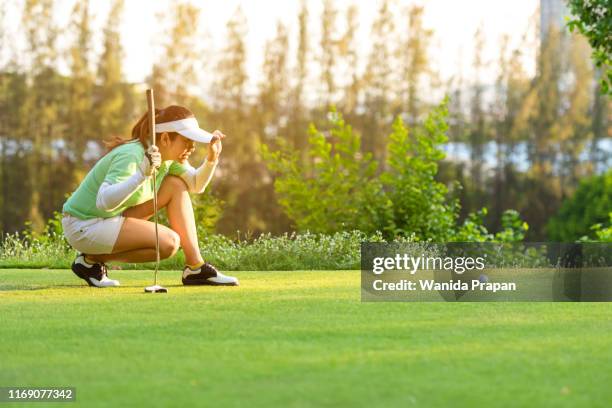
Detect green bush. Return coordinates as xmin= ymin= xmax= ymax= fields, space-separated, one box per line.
xmin=547 ymin=170 xmax=611 ymax=241
xmin=452 ymin=208 xmax=528 ymax=243
xmin=262 ymin=109 xmax=388 ymax=234
xmin=263 ymin=99 xmax=528 ymax=242
xmin=0 ymin=229 xmax=408 ymax=271
xmin=579 ymin=213 xmax=612 ymax=242
xmin=382 ymin=101 xmax=458 ymax=240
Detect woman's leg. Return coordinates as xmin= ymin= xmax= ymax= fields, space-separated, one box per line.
xmin=88 ymin=175 xmax=203 ymax=265
xmin=89 ymin=217 xmax=180 ymax=263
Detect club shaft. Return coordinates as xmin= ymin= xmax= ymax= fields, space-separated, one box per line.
xmin=146 ymin=89 xmax=160 ymax=285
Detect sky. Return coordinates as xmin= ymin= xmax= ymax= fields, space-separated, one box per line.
xmin=2 ymin=0 xmax=540 ymax=93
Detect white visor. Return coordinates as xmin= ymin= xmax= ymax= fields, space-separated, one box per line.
xmin=155 ymin=118 xmax=213 ymax=143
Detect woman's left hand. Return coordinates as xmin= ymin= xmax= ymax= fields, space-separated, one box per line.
xmin=207 ymin=130 xmax=225 ymax=162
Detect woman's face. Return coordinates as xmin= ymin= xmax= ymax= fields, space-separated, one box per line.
xmin=161 ymin=132 xmax=195 ymax=163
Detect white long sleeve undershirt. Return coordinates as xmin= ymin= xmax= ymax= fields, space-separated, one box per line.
xmin=177 ymin=159 xmax=218 ymax=194
xmin=95 ymin=159 xmax=218 ymax=212
xmin=96 ymin=171 xmax=147 ymax=212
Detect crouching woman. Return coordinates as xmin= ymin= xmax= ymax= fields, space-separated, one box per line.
xmin=61 ymin=105 xmax=238 ymax=287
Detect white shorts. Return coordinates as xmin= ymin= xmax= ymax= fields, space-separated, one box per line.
xmin=62 ymin=214 xmax=125 ymax=255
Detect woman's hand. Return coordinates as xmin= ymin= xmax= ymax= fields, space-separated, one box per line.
xmin=140 ymin=145 xmax=161 ymax=177
xmin=207 ymin=130 xmax=225 ymax=162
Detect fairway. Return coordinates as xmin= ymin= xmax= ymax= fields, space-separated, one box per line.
xmin=1 ymin=269 xmax=611 ymax=407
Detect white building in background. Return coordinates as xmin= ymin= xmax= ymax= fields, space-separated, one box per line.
xmin=540 ymin=0 xmax=570 ymax=40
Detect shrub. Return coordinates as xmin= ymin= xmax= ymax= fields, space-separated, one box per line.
xmin=0 ymin=229 xmax=408 ymax=271
xmin=579 ymin=213 xmax=612 ymax=242
xmin=547 ymin=169 xmax=611 ymax=241
xmin=262 ymin=109 xmax=389 ymax=234
xmin=263 ymin=99 xmax=528 ymax=242
xmin=382 ymin=100 xmax=458 ymax=240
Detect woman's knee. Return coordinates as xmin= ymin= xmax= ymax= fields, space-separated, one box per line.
xmin=159 ymin=230 xmax=181 ymax=259
xmin=156 ymin=176 xmax=189 ymax=207
xmin=162 ymin=175 xmax=188 ymax=192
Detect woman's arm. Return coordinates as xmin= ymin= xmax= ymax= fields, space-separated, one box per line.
xmin=96 ymin=174 xmax=147 ymax=212
xmin=96 ymin=146 xmax=161 ymax=212
xmin=177 ymin=159 xmax=218 ymax=194
xmin=176 ymin=130 xmax=224 ymax=194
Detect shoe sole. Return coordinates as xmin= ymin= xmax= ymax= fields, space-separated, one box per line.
xmin=182 ymin=279 xmax=239 ymax=286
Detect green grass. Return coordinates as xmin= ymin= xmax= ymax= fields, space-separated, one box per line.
xmin=1 ymin=269 xmax=611 ymax=407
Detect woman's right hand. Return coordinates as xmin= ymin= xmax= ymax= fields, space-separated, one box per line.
xmin=140 ymin=145 xmax=161 ymax=177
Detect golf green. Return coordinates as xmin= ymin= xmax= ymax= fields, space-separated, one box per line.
xmin=1 ymin=269 xmax=611 ymax=407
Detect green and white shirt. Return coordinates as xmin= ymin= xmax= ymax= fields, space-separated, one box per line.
xmin=63 ymin=140 xmax=217 ymax=219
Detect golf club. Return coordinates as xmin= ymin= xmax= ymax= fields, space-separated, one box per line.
xmin=144 ymin=89 xmax=167 ymax=294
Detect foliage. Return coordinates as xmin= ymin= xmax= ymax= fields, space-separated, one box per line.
xmin=452 ymin=208 xmax=493 ymax=242
xmin=149 ymin=1 xmax=201 ymax=105
xmin=590 ymin=214 xmax=612 ymax=242
xmin=493 ymin=209 xmax=529 ymax=242
xmin=262 ymin=109 xmax=389 ymax=234
xmin=0 ymin=228 xmax=401 ymax=271
xmin=547 ymin=169 xmax=612 ymax=241
xmin=1 ymin=213 xmax=72 ymax=270
xmin=579 ymin=213 xmax=612 ymax=242
xmin=451 ymin=208 xmax=529 ymax=246
xmin=192 ymin=193 xmax=224 ymax=237
xmin=23 ymin=210 xmax=66 ymax=245
xmin=264 ymin=100 xmax=529 ymax=243
xmin=155 ymin=191 xmax=223 ymax=237
xmin=382 ymin=99 xmax=457 ymax=240
xmin=567 ymin=0 xmax=612 ymax=94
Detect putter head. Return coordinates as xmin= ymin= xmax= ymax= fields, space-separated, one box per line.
xmin=145 ymin=285 xmax=168 ymax=293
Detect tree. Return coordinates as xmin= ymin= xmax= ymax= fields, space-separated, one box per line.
xmin=258 ymin=21 xmax=289 ymax=144
xmin=557 ymin=34 xmax=594 ymax=190
xmin=149 ymin=1 xmax=202 ymax=106
xmin=213 ymin=7 xmax=271 ymax=235
xmin=567 ymin=0 xmax=611 ymax=94
xmin=396 ymin=5 xmax=433 ymax=123
xmin=362 ymin=0 xmax=395 ymax=164
xmin=287 ymin=0 xmax=310 ymax=159
xmin=0 ymin=1 xmax=30 ymax=233
xmin=337 ymin=4 xmax=360 ymax=115
xmin=214 ymin=7 xmax=248 ymax=115
xmin=254 ymin=20 xmax=292 ymax=233
xmin=488 ymin=36 xmax=532 ymax=231
xmin=95 ymin=0 xmax=129 ymax=141
xmin=21 ymin=0 xmax=64 ymax=232
xmin=529 ymin=25 xmax=564 ymax=178
xmin=520 ymin=25 xmax=601 ymax=238
xmin=589 ymin=72 xmax=611 ymax=170
xmin=319 ymin=0 xmax=338 ymax=106
xmin=467 ymin=25 xmax=489 ymax=196
xmin=66 ymin=0 xmax=94 ymax=180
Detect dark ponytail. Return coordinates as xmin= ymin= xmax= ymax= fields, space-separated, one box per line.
xmin=103 ymin=108 xmax=161 ymax=153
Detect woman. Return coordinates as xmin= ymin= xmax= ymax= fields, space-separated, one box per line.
xmin=61 ymin=105 xmax=238 ymax=288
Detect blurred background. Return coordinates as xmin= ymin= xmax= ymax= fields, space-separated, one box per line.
xmin=0 ymin=0 xmax=609 ymax=241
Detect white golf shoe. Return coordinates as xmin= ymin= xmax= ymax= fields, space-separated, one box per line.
xmin=71 ymin=254 xmax=120 ymax=288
